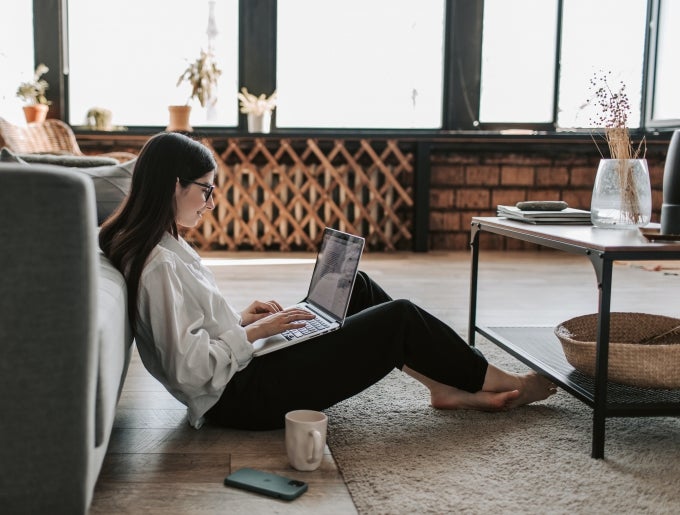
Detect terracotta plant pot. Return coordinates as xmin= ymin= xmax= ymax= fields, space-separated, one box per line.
xmin=23 ymin=104 xmax=49 ymax=124
xmin=167 ymin=105 xmax=192 ymax=132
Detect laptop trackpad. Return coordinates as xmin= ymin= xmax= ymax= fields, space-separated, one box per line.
xmin=252 ymin=334 xmax=287 ymax=354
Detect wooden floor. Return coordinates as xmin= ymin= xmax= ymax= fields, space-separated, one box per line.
xmin=89 ymin=250 xmax=680 ymax=514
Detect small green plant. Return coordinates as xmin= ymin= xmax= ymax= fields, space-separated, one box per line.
xmin=16 ymin=63 xmax=51 ymax=105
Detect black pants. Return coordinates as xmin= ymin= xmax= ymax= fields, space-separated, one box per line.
xmin=205 ymin=271 xmax=488 ymax=430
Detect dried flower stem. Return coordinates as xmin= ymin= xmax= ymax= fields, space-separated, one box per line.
xmin=605 ymin=128 xmax=647 ymax=224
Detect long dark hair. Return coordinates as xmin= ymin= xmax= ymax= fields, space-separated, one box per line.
xmin=99 ymin=132 xmax=216 ymax=331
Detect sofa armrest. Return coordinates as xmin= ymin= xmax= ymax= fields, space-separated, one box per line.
xmin=0 ymin=163 xmax=99 ymax=513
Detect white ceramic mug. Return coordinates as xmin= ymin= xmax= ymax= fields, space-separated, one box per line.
xmin=285 ymin=410 xmax=328 ymax=471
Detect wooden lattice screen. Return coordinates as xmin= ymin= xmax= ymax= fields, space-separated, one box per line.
xmin=182 ymin=138 xmax=414 ymax=251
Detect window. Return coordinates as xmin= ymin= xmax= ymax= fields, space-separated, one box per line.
xmin=480 ymin=0 xmax=648 ymax=129
xmin=557 ymin=0 xmax=647 ymax=129
xmin=25 ymin=0 xmax=680 ymax=132
xmin=67 ymin=0 xmax=239 ymax=128
xmin=276 ymin=0 xmax=445 ymax=129
xmin=650 ymin=0 xmax=680 ymax=123
xmin=0 ymin=1 xmax=35 ymax=125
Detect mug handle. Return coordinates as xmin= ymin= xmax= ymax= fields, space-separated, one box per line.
xmin=307 ymin=429 xmax=323 ymax=464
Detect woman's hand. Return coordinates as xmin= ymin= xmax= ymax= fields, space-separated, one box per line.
xmin=240 ymin=300 xmax=283 ymax=327
xmin=244 ymin=308 xmax=316 ymax=342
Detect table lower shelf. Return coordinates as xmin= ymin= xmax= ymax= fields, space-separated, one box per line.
xmin=477 ymin=326 xmax=680 ymax=416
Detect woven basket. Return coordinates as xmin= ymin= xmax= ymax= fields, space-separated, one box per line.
xmin=554 ymin=312 xmax=680 ymax=389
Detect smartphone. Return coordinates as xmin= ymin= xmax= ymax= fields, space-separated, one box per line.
xmin=224 ymin=468 xmax=308 ymax=501
xmin=516 ymin=200 xmax=568 ymax=211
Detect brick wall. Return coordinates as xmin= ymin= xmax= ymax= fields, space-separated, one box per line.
xmin=429 ymin=150 xmax=667 ymax=251
xmin=77 ymin=133 xmax=673 ymax=252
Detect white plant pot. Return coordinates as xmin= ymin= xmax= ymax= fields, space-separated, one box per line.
xmin=247 ymin=111 xmax=271 ymax=133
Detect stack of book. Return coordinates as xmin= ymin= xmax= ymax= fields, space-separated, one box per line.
xmin=497 ymin=205 xmax=592 ymax=224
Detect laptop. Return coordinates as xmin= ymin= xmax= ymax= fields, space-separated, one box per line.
xmin=251 ymin=227 xmax=365 ymax=356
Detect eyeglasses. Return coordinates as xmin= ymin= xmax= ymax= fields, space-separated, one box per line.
xmin=185 ymin=180 xmax=215 ymax=202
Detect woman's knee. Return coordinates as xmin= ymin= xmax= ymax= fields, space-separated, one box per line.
xmin=348 ymin=271 xmax=392 ymax=313
xmin=390 ymin=298 xmax=418 ymax=317
xmin=366 ymin=299 xmax=417 ymax=347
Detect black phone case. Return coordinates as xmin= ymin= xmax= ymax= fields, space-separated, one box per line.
xmin=224 ymin=468 xmax=308 ymax=501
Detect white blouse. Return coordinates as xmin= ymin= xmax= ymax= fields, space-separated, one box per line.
xmin=134 ymin=232 xmax=253 ymax=428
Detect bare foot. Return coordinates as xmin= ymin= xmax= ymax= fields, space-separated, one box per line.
xmin=504 ymin=372 xmax=557 ymax=409
xmin=403 ymin=365 xmax=556 ymax=413
xmin=430 ymin=386 xmax=521 ymax=411
xmin=430 ymin=373 xmax=556 ymax=411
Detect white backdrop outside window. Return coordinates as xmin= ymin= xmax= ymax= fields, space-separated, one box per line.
xmin=276 ymin=0 xmax=445 ymax=129
xmin=67 ymin=0 xmax=239 ymax=128
xmin=557 ymin=0 xmax=647 ymax=129
xmin=652 ymin=0 xmax=680 ymax=121
xmin=480 ymin=0 xmax=558 ymax=124
xmin=0 ymin=1 xmax=36 ymax=125
xmin=481 ymin=0 xmax=647 ymax=130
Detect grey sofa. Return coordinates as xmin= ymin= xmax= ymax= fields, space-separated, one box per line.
xmin=0 ymin=163 xmax=134 ymax=514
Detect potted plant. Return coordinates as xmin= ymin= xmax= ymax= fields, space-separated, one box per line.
xmin=238 ymin=87 xmax=277 ymax=133
xmin=16 ymin=63 xmax=51 ymax=123
xmin=86 ymin=107 xmax=113 ymax=131
xmin=167 ymin=49 xmax=222 ymax=132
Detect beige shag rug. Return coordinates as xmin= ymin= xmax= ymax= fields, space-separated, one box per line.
xmin=325 ymin=339 xmax=680 ymax=515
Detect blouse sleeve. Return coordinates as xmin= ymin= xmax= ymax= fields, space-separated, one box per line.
xmin=139 ymin=259 xmax=253 ymax=400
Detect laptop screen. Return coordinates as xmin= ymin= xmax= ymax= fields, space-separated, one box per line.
xmin=305 ymin=228 xmax=365 ymax=320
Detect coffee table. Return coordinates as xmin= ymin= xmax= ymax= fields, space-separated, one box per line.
xmin=468 ymin=217 xmax=680 ymax=458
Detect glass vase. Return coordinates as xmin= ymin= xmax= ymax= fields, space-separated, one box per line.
xmin=590 ymin=159 xmax=652 ymax=229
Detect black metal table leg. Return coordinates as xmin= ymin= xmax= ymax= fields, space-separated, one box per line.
xmin=589 ymin=253 xmax=613 ymax=459
xmin=468 ymin=223 xmax=481 ymax=347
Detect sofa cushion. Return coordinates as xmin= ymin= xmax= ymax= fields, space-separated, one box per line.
xmin=72 ymin=160 xmax=136 ymax=224
xmin=95 ymin=252 xmax=133 ymax=447
xmin=19 ymin=153 xmax=120 ymax=167
xmin=1 ymin=147 xmax=135 ymax=224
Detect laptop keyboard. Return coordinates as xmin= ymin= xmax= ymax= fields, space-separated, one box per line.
xmin=281 ymin=315 xmax=331 ymax=341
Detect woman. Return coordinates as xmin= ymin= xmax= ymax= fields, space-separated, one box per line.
xmin=100 ymin=132 xmax=556 ymax=430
